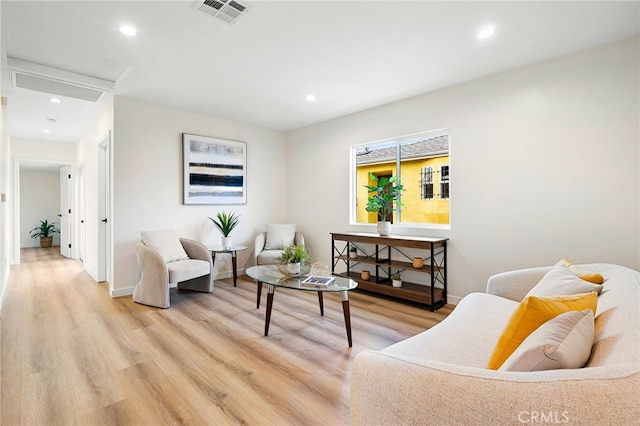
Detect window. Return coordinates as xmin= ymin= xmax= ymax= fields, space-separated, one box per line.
xmin=352 ymin=129 xmax=450 ymax=227
xmin=440 ymin=165 xmax=450 ymax=199
xmin=420 ymin=166 xmax=434 ymax=200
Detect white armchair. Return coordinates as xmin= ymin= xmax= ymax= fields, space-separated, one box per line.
xmin=133 ymin=230 xmax=213 ymax=308
xmin=253 ymin=224 xmax=304 ymax=308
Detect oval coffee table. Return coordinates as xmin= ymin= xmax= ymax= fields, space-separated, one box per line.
xmin=246 ymin=265 xmax=358 ymax=347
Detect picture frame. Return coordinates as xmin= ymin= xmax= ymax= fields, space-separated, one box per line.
xmin=183 ymin=133 xmax=247 ymax=205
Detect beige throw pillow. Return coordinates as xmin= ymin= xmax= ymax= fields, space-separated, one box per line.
xmin=526 ymin=263 xmax=603 ymax=298
xmin=141 ymin=230 xmax=189 ymax=263
xmin=499 ymin=309 xmax=594 ymax=372
xmin=264 ymin=223 xmax=296 ymax=249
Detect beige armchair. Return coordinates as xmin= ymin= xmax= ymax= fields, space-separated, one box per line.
xmin=133 ymin=231 xmax=214 ymax=308
xmin=253 ymin=224 xmax=304 ymax=308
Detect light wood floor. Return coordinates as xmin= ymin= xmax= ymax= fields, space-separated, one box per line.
xmin=2 ymin=248 xmax=453 ymax=425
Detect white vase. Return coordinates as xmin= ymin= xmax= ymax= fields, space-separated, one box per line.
xmin=221 ymin=236 xmax=232 ymax=249
xmin=377 ymin=221 xmax=391 ymax=236
xmin=392 ymin=279 xmax=402 ymax=288
xmin=286 ymin=262 xmax=301 ymax=275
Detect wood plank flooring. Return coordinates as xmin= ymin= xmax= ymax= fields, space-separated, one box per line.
xmin=2 ymin=248 xmax=453 ymax=425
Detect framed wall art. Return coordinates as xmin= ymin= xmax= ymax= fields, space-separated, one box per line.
xmin=183 ymin=133 xmax=247 ymax=205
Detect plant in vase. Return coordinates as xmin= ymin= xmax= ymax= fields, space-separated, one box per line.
xmin=391 ymin=271 xmax=402 ymax=288
xmin=364 ymin=172 xmax=405 ymax=236
xmin=30 ymin=219 xmax=60 ymax=248
xmin=208 ymin=211 xmax=240 ymax=249
xmin=278 ymin=244 xmax=310 ymax=275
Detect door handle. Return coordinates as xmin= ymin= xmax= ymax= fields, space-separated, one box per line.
xmin=101 ymin=218 xmax=108 ymax=223
xmin=57 ymin=214 xmax=62 ymax=217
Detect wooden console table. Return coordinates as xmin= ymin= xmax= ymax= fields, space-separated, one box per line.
xmin=331 ymin=232 xmax=447 ymax=311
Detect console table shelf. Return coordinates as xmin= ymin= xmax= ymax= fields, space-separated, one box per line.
xmin=331 ymin=232 xmax=448 ymax=311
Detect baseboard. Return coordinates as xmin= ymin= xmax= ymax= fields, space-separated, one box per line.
xmin=110 ymin=286 xmax=135 ymax=298
xmin=85 ymin=266 xmax=98 ymax=282
xmin=448 ymin=294 xmax=461 ymax=305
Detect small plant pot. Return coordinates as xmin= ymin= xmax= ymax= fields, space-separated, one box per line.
xmin=221 ymin=236 xmax=232 ymax=249
xmin=377 ymin=221 xmax=391 ymax=236
xmin=392 ymin=279 xmax=402 ymax=288
xmin=361 ymin=270 xmax=370 ymax=280
xmin=349 ymin=249 xmax=357 ymax=259
xmin=286 ymin=262 xmax=301 ymax=275
xmin=40 ymin=237 xmax=53 ymax=248
xmin=412 ymin=257 xmax=424 ymax=268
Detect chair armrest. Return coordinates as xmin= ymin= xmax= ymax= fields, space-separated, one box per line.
xmin=486 ymin=266 xmax=551 ymax=301
xmin=294 ymin=232 xmax=304 ymax=246
xmin=254 ymin=233 xmax=266 ymax=265
xmin=180 ymin=238 xmax=212 ymax=266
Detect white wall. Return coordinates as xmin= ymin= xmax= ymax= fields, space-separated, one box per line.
xmin=12 ymin=138 xmax=76 ymax=163
xmin=287 ymin=37 xmax=640 ymax=303
xmin=76 ymin=94 xmax=113 ymax=282
xmin=112 ymin=97 xmax=287 ymax=293
xmin=19 ymin=170 xmax=60 ymax=248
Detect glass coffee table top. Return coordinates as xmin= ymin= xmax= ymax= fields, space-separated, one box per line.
xmin=245 ymin=265 xmax=357 ymax=292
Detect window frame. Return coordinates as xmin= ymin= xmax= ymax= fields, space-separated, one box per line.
xmin=349 ymin=128 xmax=451 ymax=230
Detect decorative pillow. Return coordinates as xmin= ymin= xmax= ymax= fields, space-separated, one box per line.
xmin=486 ymin=291 xmax=598 ymax=370
xmin=560 ymin=258 xmax=604 ymax=284
xmin=141 ymin=230 xmax=189 ymax=263
xmin=264 ymin=224 xmax=296 ymax=250
xmin=526 ymin=263 xmax=603 ymax=298
xmin=499 ymin=309 xmax=594 ymax=371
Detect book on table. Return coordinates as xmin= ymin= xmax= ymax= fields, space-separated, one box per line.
xmin=302 ymin=276 xmax=335 ymax=285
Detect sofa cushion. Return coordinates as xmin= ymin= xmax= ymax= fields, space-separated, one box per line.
xmin=167 ymin=259 xmax=210 ymax=283
xmin=381 ymin=292 xmax=518 ymax=368
xmin=526 ymin=263 xmax=603 ymax=298
xmin=487 ymin=291 xmax=598 ymax=370
xmin=499 ymin=309 xmax=594 ymax=371
xmin=141 ymin=230 xmax=189 ymax=263
xmin=265 ymin=223 xmax=296 ymax=249
xmin=561 ymin=258 xmax=604 ymax=284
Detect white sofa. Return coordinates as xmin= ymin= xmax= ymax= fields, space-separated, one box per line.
xmin=351 ymin=263 xmax=639 ymax=425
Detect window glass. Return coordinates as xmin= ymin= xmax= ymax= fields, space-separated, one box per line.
xmin=352 ymin=130 xmax=450 ymax=227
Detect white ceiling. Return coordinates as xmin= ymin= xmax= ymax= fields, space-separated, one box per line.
xmin=2 ymin=1 xmax=639 ymax=143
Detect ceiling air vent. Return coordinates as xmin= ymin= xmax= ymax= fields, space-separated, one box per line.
xmin=7 ymin=57 xmax=114 ymax=103
xmin=195 ymin=0 xmax=251 ymax=25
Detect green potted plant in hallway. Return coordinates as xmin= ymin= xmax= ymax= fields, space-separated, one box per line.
xmin=208 ymin=211 xmax=241 ymax=249
xmin=30 ymin=219 xmax=60 ymax=248
xmin=364 ymin=172 xmax=405 ymax=236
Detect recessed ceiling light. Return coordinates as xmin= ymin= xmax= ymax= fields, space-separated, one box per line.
xmin=306 ymin=94 xmax=316 ymax=102
xmin=478 ymin=26 xmax=496 ymax=40
xmin=119 ymin=25 xmax=137 ymax=36
xmin=47 ymin=118 xmax=56 ymax=123
xmin=43 ymin=130 xmax=51 ymax=134
xmin=50 ymin=97 xmax=62 ymax=104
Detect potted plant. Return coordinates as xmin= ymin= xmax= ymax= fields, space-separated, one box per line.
xmin=391 ymin=271 xmax=402 ymax=288
xmin=208 ymin=211 xmax=240 ymax=249
xmin=278 ymin=244 xmax=310 ymax=275
xmin=349 ymin=246 xmax=358 ymax=259
xmin=30 ymin=219 xmax=60 ymax=248
xmin=364 ymin=172 xmax=405 ymax=236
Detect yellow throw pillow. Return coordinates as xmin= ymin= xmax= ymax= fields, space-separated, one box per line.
xmin=486 ymin=291 xmax=598 ymax=370
xmin=561 ymin=258 xmax=604 ymax=284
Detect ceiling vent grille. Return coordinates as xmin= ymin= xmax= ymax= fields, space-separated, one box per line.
xmin=11 ymin=71 xmax=106 ymax=102
xmin=195 ymin=0 xmax=251 ymax=24
xmin=7 ymin=57 xmax=114 ymax=103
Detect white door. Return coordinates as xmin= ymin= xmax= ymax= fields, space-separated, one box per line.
xmin=97 ymin=134 xmax=111 ymax=283
xmin=78 ymin=167 xmax=85 ymax=262
xmin=59 ymin=166 xmax=71 ymax=258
